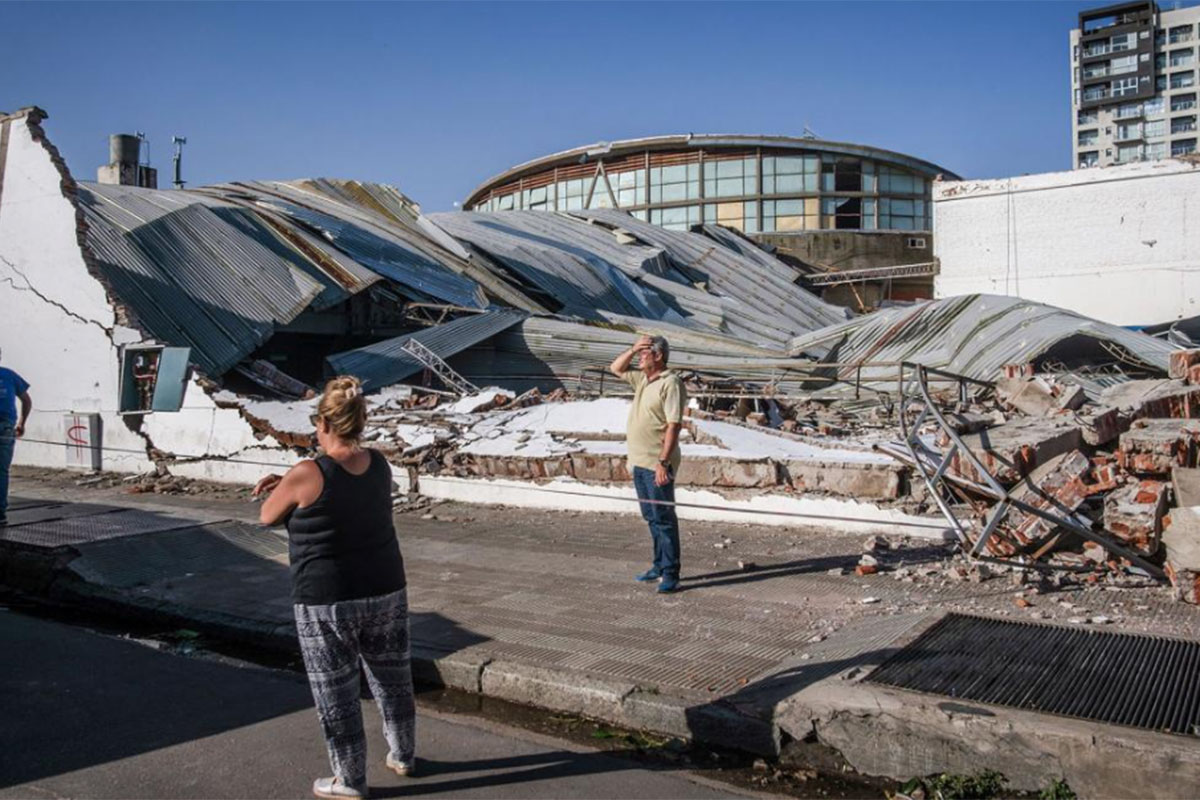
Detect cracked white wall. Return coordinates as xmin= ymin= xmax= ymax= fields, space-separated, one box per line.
xmin=934 ymin=159 xmax=1200 ymax=327
xmin=0 ymin=113 xmax=295 ymax=484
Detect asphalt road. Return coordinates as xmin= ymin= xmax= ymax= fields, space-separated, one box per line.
xmin=0 ymin=610 xmax=744 ymax=799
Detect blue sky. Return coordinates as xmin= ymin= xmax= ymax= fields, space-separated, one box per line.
xmin=3 ymin=1 xmax=1135 ymax=212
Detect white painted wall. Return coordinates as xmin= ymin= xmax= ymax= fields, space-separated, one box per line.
xmin=0 ymin=113 xmax=293 ymax=484
xmin=934 ymin=159 xmax=1200 ymax=327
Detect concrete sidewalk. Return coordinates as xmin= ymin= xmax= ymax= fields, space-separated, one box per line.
xmin=6 ymin=470 xmax=1200 ymax=796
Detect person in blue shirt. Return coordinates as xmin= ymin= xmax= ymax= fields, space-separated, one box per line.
xmin=0 ymin=349 xmax=32 ymax=526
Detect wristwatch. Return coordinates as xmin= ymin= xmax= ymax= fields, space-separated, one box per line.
xmin=658 ymin=459 xmax=670 ymax=468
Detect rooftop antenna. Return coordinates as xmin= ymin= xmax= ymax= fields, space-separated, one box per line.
xmin=801 ymin=124 xmax=819 ymax=140
xmin=135 ymin=131 xmax=149 ymax=186
xmin=172 ymin=136 xmax=188 ymax=189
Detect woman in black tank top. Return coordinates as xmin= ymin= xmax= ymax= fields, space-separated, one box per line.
xmin=255 ymin=376 xmax=414 ymax=800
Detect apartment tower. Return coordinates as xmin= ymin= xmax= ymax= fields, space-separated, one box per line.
xmin=1071 ymin=1 xmax=1200 ymax=168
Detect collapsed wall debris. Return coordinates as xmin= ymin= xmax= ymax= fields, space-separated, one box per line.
xmin=8 ymin=106 xmax=1200 ymax=601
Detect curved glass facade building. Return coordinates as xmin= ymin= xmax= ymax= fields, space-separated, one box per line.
xmin=466 ymin=135 xmax=958 ymax=235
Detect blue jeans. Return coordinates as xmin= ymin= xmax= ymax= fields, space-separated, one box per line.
xmin=633 ymin=466 xmax=680 ymax=579
xmin=0 ymin=421 xmax=13 ymax=519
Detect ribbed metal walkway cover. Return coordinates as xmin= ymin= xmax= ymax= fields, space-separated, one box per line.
xmin=866 ymin=613 xmax=1200 ymax=736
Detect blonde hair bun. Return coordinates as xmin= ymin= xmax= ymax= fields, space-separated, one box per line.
xmin=318 ymin=375 xmax=367 ymax=441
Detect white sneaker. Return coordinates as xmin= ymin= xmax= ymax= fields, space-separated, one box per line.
xmin=312 ymin=776 xmax=367 ymax=799
xmin=385 ymin=752 xmax=415 ymax=777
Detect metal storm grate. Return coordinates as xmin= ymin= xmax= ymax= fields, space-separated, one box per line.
xmin=866 ymin=613 xmax=1200 ymax=736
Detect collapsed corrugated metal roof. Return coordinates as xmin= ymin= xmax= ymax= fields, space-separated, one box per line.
xmin=326 ymin=310 xmax=529 ymax=392
xmin=78 ymin=184 xmax=325 ymax=375
xmin=570 ymin=209 xmax=849 ymax=340
xmin=428 ymin=210 xmax=846 ymax=348
xmin=786 ymin=294 xmax=1175 ymax=391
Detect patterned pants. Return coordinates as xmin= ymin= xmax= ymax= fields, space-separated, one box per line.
xmin=295 ymin=588 xmax=415 ymax=787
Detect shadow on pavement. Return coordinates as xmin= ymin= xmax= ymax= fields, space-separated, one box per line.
xmin=371 ymin=749 xmax=671 ymax=797
xmin=677 ymin=546 xmax=948 ymax=593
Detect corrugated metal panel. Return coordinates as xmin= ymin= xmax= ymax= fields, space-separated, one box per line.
xmin=449 ymin=316 xmax=829 ymax=395
xmin=326 ymin=310 xmax=529 ymax=391
xmin=428 ymin=211 xmax=679 ymax=322
xmin=785 ymin=294 xmax=1175 ymax=388
xmin=244 ymin=194 xmax=486 ymax=308
xmin=566 ymin=209 xmax=849 ymax=342
xmin=218 ymin=180 xmax=542 ymax=313
xmin=78 ymin=188 xmax=325 ymax=375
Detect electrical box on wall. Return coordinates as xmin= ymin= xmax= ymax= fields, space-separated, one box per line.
xmin=118 ymin=345 xmax=192 ymax=415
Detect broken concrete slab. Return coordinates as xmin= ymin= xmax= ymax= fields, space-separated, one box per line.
xmin=950 ymin=417 xmax=1083 ymax=484
xmin=1100 ymin=379 xmax=1200 ymax=423
xmin=1169 ymin=348 xmax=1200 ymax=380
xmin=996 ymin=376 xmax=1061 ymax=417
xmin=1118 ymin=419 xmax=1200 ymax=475
xmin=1173 ymin=466 xmax=1200 ymax=507
xmin=1164 ymin=506 xmax=1200 ymax=603
xmin=1075 ymin=405 xmax=1124 ymax=446
xmin=676 ymin=457 xmax=778 ymax=488
xmin=1104 ymin=479 xmax=1169 ymax=556
xmin=996 ymin=376 xmax=1086 ymax=417
xmin=781 ymin=460 xmax=903 ymax=500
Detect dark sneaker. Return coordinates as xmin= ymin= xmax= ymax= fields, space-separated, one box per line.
xmin=657 ymin=575 xmax=680 ymax=593
xmin=312 ymin=776 xmax=367 ymax=799
xmin=635 ymin=568 xmax=661 ymax=583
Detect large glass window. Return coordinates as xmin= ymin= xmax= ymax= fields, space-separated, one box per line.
xmin=649 ymin=163 xmax=700 ymax=204
xmin=822 ymin=197 xmax=862 ymax=229
xmin=1111 ymin=54 xmax=1139 ymax=74
xmin=1145 ymin=96 xmax=1166 ymax=115
xmin=879 ymin=198 xmax=927 ymax=230
xmin=1078 ymin=151 xmax=1100 ymax=167
xmin=762 ymin=155 xmax=818 ymax=194
xmin=609 ymin=168 xmax=645 ymax=208
xmin=1172 ymin=115 xmax=1198 ymax=134
xmin=1171 ymin=49 xmax=1195 ymax=68
xmin=702 ymin=158 xmax=755 ymax=199
xmin=557 ymin=178 xmax=588 ymax=210
xmin=650 ymin=204 xmax=700 ymax=231
xmin=1079 ymin=129 xmax=1099 ymax=145
xmin=1116 ymin=144 xmax=1143 ymax=162
xmin=1172 ymin=138 xmax=1197 ymax=156
xmin=1078 ymin=109 xmax=1099 ymax=124
xmin=1173 ymin=93 xmax=1197 ymax=112
xmin=1111 ymin=32 xmax=1134 ymax=52
xmin=1170 ymin=25 xmax=1195 ymax=44
xmin=1115 ymin=102 xmax=1142 ymax=118
xmin=703 ymin=201 xmax=759 ymax=233
xmin=1116 ymin=122 xmax=1142 ymax=139
xmin=1147 ymin=141 xmax=1168 ymax=159
xmin=1112 ymin=76 xmax=1139 ymax=97
xmin=878 ymin=166 xmax=924 ymax=194
xmin=761 ymin=199 xmax=818 ymax=232
xmin=1145 ymin=118 xmax=1167 ymax=138
xmin=1171 ymin=71 xmax=1196 ymax=89
xmin=821 ymin=156 xmax=863 ymax=192
xmin=522 ymin=185 xmax=549 ymax=210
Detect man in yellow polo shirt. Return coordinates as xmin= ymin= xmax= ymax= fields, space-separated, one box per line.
xmin=608 ymin=334 xmax=687 ymax=593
